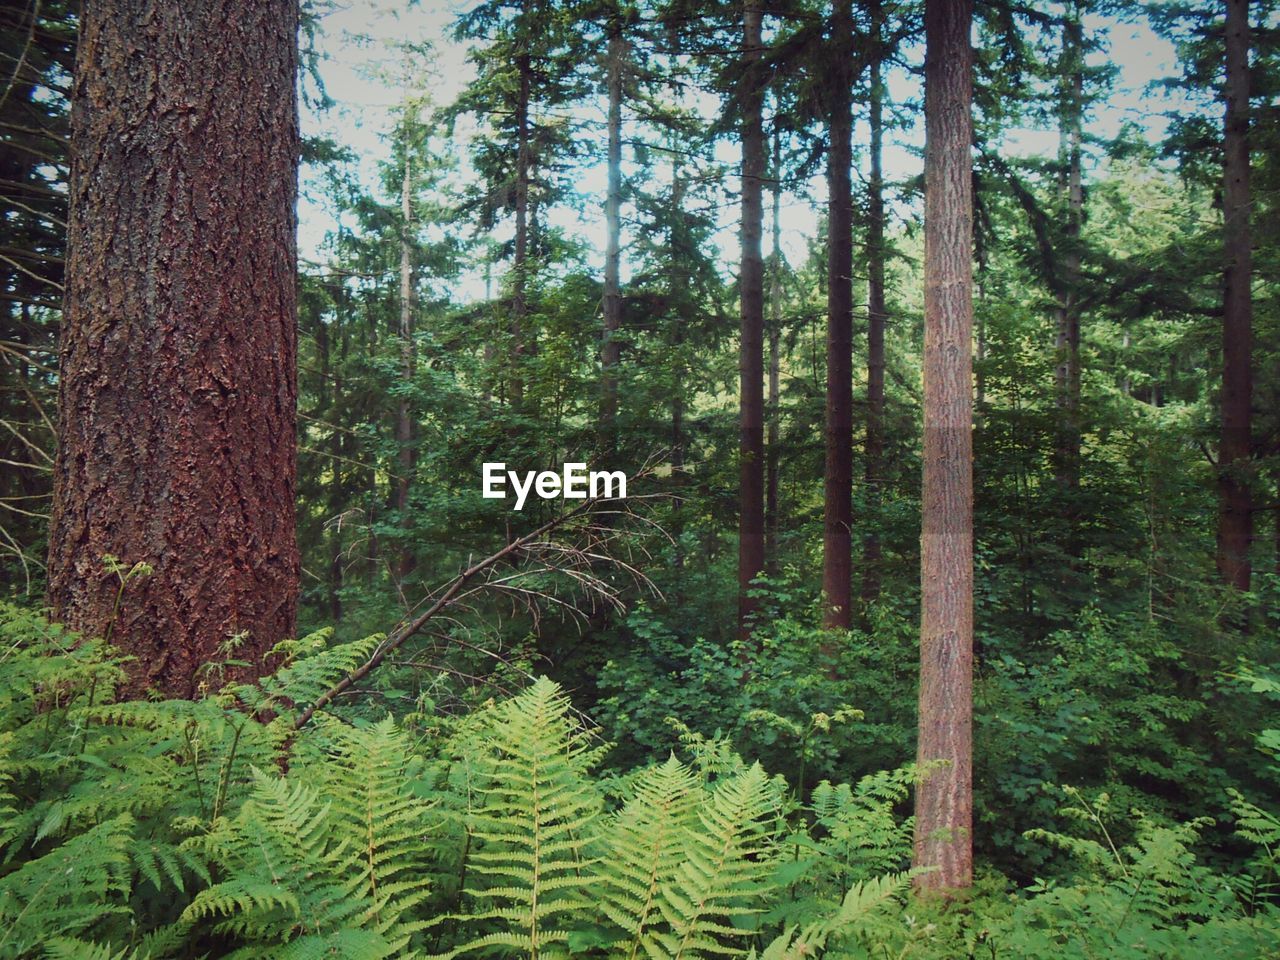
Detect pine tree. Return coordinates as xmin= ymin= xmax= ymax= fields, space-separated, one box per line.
xmin=47 ymin=0 xmax=301 ymax=697
xmin=914 ymin=0 xmax=976 ymax=893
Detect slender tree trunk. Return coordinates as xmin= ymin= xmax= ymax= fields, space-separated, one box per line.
xmin=766 ymin=124 xmax=782 ymax=568
xmin=1217 ymin=0 xmax=1252 ymax=593
xmin=601 ymin=24 xmax=624 ymax=446
xmin=511 ymin=46 xmax=532 ymax=412
xmin=1053 ymin=3 xmax=1083 ymax=517
xmin=822 ymin=0 xmax=854 ymax=630
xmin=48 ymin=0 xmax=300 ymax=698
xmin=395 ymin=118 xmax=416 ymax=576
xmin=914 ymin=0 xmax=975 ymax=893
xmin=738 ymin=0 xmax=766 ymax=643
xmin=670 ymin=164 xmax=687 ymax=571
xmin=862 ymin=0 xmax=887 ymax=614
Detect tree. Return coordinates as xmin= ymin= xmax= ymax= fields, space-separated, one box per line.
xmin=821 ymin=0 xmax=855 ymax=629
xmin=1053 ymin=1 xmax=1084 ymax=516
xmin=601 ymin=11 xmax=627 ymax=447
xmin=47 ymin=0 xmax=301 ymax=697
xmin=914 ymin=0 xmax=975 ymax=892
xmin=738 ymin=0 xmax=767 ymax=642
xmin=862 ymin=0 xmax=889 ymax=612
xmin=394 ymin=84 xmax=421 ymax=577
xmin=1217 ymin=0 xmax=1252 ymax=593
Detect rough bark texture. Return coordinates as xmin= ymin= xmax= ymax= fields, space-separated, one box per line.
xmin=1217 ymin=0 xmax=1252 ymax=593
xmin=766 ymin=124 xmax=782 ymax=569
xmin=737 ymin=0 xmax=766 ymax=642
xmin=48 ymin=0 xmax=300 ymax=698
xmin=1053 ymin=4 xmax=1083 ymax=511
xmin=601 ymin=25 xmax=624 ymax=445
xmin=821 ymin=0 xmax=854 ymax=630
xmin=395 ymin=123 xmax=416 ymax=575
xmin=862 ymin=0 xmax=887 ymax=614
xmin=914 ymin=0 xmax=975 ymax=893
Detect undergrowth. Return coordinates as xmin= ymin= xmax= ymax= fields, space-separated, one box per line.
xmin=0 ymin=603 xmax=1275 ymax=959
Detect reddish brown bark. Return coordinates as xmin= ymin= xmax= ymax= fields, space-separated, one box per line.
xmin=47 ymin=0 xmax=300 ymax=698
xmin=737 ymin=0 xmax=766 ymax=642
xmin=822 ymin=0 xmax=854 ymax=630
xmin=861 ymin=0 xmax=887 ymax=614
xmin=913 ymin=0 xmax=975 ymax=893
xmin=510 ymin=43 xmax=532 ymax=412
xmin=1217 ymin=0 xmax=1252 ymax=593
xmin=766 ymin=125 xmax=782 ymax=568
xmin=601 ymin=24 xmax=624 ymax=446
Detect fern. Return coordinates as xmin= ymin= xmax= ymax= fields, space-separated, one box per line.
xmin=443 ymin=677 xmax=604 ymax=960
xmin=649 ymin=762 xmax=783 ymax=960
xmin=0 ymin=816 xmax=133 ymax=956
xmin=598 ymin=754 xmax=700 ymax=958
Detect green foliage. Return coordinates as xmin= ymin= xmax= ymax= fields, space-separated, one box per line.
xmin=0 ymin=605 xmax=1276 ymax=959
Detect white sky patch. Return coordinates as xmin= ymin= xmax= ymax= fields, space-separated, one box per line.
xmin=299 ymin=1 xmax=1191 ymax=303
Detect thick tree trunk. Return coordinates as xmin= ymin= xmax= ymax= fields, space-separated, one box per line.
xmin=601 ymin=25 xmax=624 ymax=446
xmin=1217 ymin=0 xmax=1252 ymax=593
xmin=1053 ymin=3 xmax=1083 ymax=515
xmin=862 ymin=0 xmax=887 ymax=614
xmin=48 ymin=0 xmax=300 ymax=698
xmin=737 ymin=0 xmax=766 ymax=642
xmin=766 ymin=124 xmax=782 ymax=568
xmin=395 ymin=123 xmax=416 ymax=576
xmin=913 ymin=0 xmax=975 ymax=893
xmin=822 ymin=0 xmax=854 ymax=630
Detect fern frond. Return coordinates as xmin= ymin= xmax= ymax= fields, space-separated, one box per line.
xmin=598 ymin=754 xmax=700 ymax=958
xmin=0 ymin=816 xmax=133 ymax=954
xmin=650 ymin=762 xmax=783 ymax=960
xmin=446 ymin=678 xmax=603 ymax=959
xmin=42 ymin=938 xmax=150 ymax=960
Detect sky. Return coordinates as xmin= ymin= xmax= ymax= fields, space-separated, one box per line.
xmin=298 ymin=1 xmax=1193 ymax=302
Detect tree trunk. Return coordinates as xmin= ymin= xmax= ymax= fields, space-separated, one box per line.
xmin=737 ymin=0 xmax=766 ymax=642
xmin=862 ymin=0 xmax=887 ymax=614
xmin=822 ymin=0 xmax=854 ymax=630
xmin=511 ymin=46 xmax=532 ymax=412
xmin=913 ymin=0 xmax=975 ymax=893
xmin=1053 ymin=2 xmax=1083 ymax=517
xmin=1217 ymin=0 xmax=1252 ymax=593
xmin=395 ymin=116 xmax=416 ymax=576
xmin=766 ymin=123 xmax=782 ymax=568
xmin=48 ymin=0 xmax=300 ymax=698
xmin=600 ymin=25 xmax=624 ymax=442
xmin=670 ymin=164 xmax=687 ymax=571
xmin=601 ymin=25 xmax=625 ymax=448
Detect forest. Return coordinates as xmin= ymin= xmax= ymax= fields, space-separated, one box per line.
xmin=0 ymin=0 xmax=1278 ymax=956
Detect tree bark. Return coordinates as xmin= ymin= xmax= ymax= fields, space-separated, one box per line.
xmin=670 ymin=164 xmax=687 ymax=571
xmin=601 ymin=23 xmax=624 ymax=447
xmin=766 ymin=123 xmax=782 ymax=569
xmin=1053 ymin=2 xmax=1083 ymax=517
xmin=1217 ymin=0 xmax=1252 ymax=593
xmin=914 ymin=0 xmax=975 ymax=893
xmin=48 ymin=0 xmax=300 ymax=698
xmin=822 ymin=0 xmax=854 ymax=630
xmin=862 ymin=0 xmax=887 ymax=615
xmin=737 ymin=0 xmax=766 ymax=642
xmin=510 ymin=43 xmax=532 ymax=412
xmin=395 ymin=110 xmax=416 ymax=576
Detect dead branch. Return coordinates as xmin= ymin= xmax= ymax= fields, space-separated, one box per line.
xmin=294 ymin=484 xmax=662 ymax=730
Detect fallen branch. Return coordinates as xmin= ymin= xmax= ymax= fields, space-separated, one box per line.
xmin=293 ymin=489 xmax=653 ymax=730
